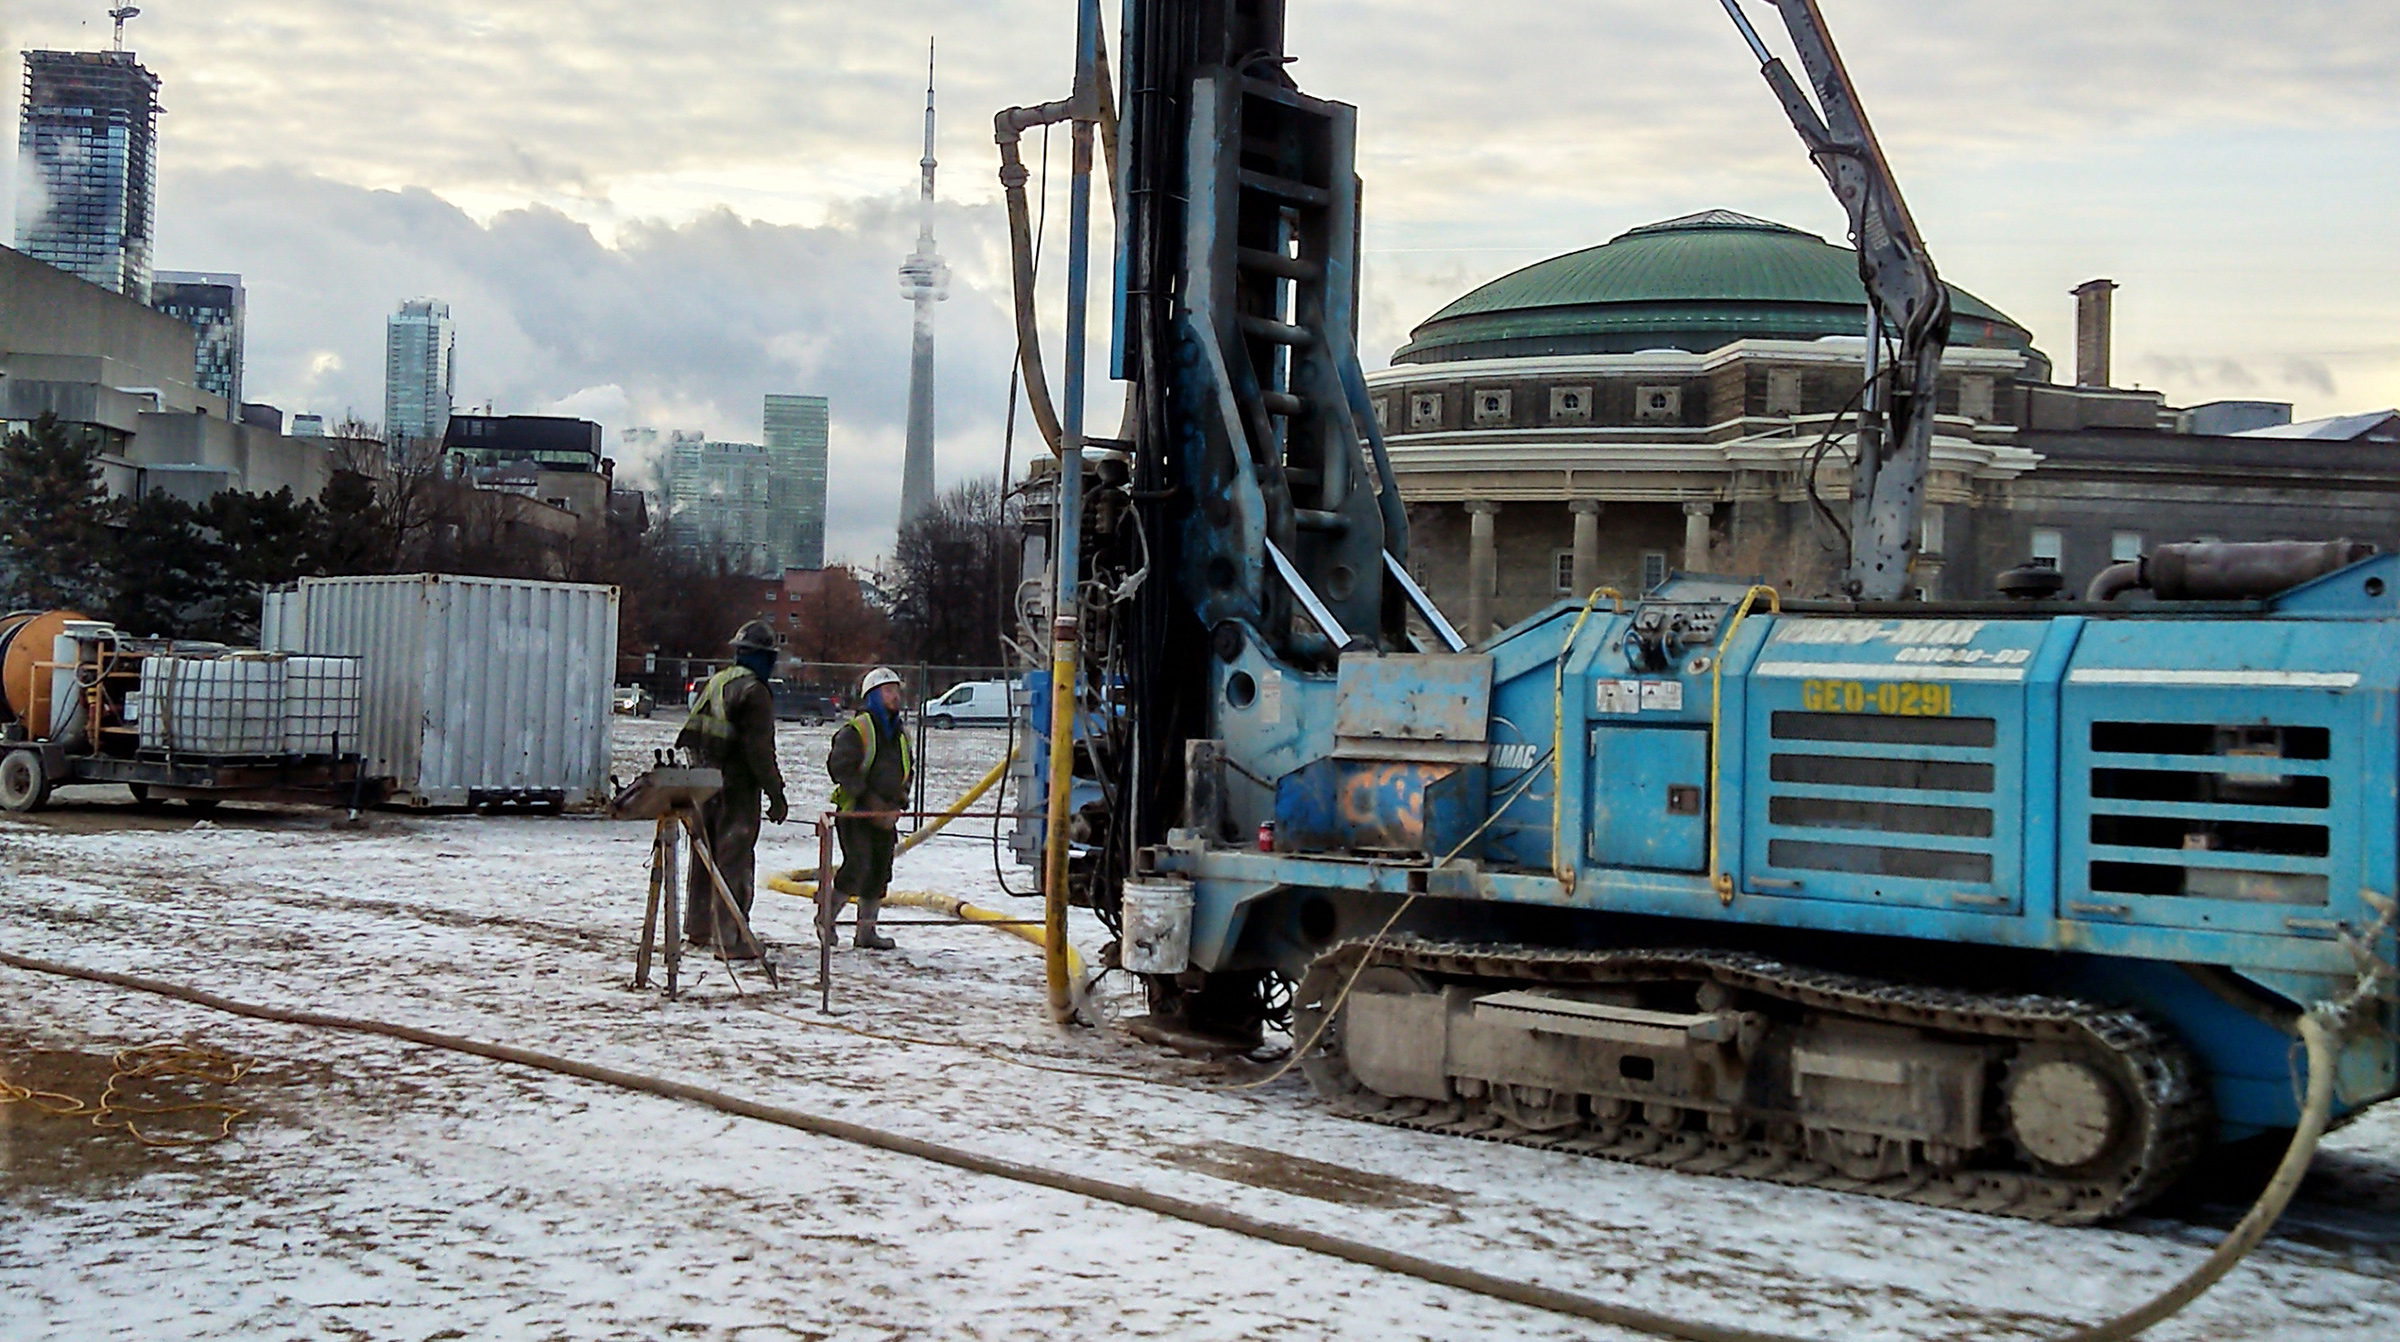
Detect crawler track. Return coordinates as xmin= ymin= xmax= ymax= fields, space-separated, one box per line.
xmin=1294 ymin=938 xmax=2213 ymax=1225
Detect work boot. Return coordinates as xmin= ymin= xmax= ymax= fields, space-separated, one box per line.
xmin=854 ymin=898 xmax=896 ymax=951
xmin=815 ymin=887 xmax=842 ymax=947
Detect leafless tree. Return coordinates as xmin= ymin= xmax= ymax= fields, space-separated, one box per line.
xmin=886 ymin=477 xmax=1018 ymax=667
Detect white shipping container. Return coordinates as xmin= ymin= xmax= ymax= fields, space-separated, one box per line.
xmin=267 ymin=574 xmax=619 ymax=807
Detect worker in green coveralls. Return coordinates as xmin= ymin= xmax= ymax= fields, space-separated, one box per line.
xmin=675 ymin=620 xmax=790 ymax=957
xmin=825 ymin=666 xmax=913 ymax=950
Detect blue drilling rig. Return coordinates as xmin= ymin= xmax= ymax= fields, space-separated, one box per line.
xmin=1004 ymin=0 xmax=2398 ymax=1222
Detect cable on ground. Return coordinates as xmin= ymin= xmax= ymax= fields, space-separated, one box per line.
xmin=0 ymin=1039 xmax=250 ymax=1147
xmin=0 ymin=948 xmax=1805 ymax=1342
xmin=0 ymin=941 xmax=2375 ymax=1341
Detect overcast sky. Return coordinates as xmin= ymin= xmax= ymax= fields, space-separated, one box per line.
xmin=5 ymin=2 xmax=2393 ymax=563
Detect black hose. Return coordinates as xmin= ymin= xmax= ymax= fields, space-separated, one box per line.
xmin=0 ymin=949 xmax=1807 ymax=1342
xmin=0 ymin=947 xmax=2358 ymax=1342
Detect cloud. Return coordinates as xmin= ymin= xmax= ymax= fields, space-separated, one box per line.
xmin=157 ymin=165 xmax=1026 ymax=563
xmin=2280 ymin=357 xmax=2338 ymax=397
xmin=10 ymin=147 xmax=51 ymax=238
xmin=2136 ymin=355 xmax=2258 ymax=391
xmin=5 ymin=0 xmax=2393 ymax=521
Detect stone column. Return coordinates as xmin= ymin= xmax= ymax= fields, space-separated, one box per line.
xmin=1569 ymin=499 xmax=1602 ymax=596
xmin=1916 ymin=503 xmax=1946 ymax=600
xmin=1682 ymin=500 xmax=1713 ymax=575
xmin=1465 ymin=499 xmax=1500 ymax=642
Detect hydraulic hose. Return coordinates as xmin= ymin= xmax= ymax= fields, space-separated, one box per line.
xmin=2060 ymin=1008 xmax=2341 ymax=1342
xmin=0 ymin=946 xmax=2366 ymax=1342
xmin=995 ymin=116 xmax=1068 ymax=456
xmin=900 ymin=749 xmax=1011 ymax=858
xmin=0 ymin=950 xmax=1801 ymax=1342
xmin=995 ymin=26 xmax=1121 ymax=460
xmin=762 ymin=877 xmax=1089 ymax=984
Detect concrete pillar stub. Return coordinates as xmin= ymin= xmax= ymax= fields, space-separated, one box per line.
xmin=1465 ymin=499 xmax=1500 ymax=642
xmin=1682 ymin=499 xmax=1713 ymax=574
xmin=1569 ymin=499 xmax=1602 ymax=596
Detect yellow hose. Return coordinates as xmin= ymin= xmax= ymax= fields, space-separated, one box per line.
xmin=765 ymin=874 xmax=1087 ymax=983
xmin=897 ymin=749 xmax=1013 ymax=857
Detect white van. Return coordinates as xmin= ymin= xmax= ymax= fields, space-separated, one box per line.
xmin=923 ymin=679 xmax=1014 ymax=728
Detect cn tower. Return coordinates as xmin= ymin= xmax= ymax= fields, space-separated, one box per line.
xmin=896 ymin=41 xmax=948 ymax=526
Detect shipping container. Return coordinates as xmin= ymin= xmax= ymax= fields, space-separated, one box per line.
xmin=264 ymin=574 xmax=618 ymax=808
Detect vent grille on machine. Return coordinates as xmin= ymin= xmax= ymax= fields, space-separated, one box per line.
xmin=2084 ymin=722 xmax=2334 ymax=905
xmin=1764 ymin=711 xmax=1999 ymax=885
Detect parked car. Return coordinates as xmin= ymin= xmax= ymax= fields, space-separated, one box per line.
xmin=770 ymin=680 xmax=840 ymax=725
xmin=613 ymin=684 xmax=655 ymax=718
xmin=922 ymin=679 xmax=1015 ymax=728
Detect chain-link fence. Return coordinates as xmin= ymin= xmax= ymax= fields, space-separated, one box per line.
xmin=616 ymin=656 xmax=1028 ymax=824
xmin=616 ymin=656 xmax=1018 ymax=708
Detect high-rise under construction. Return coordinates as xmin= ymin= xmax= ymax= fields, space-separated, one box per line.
xmin=14 ymin=49 xmax=163 ymax=301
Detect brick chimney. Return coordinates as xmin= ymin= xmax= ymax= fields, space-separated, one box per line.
xmin=2073 ymin=279 xmax=2118 ymax=388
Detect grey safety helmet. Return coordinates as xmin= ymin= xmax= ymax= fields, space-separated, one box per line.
xmin=731 ymin=620 xmax=778 ymax=654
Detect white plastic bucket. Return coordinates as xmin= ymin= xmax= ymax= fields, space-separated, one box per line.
xmin=1119 ymin=878 xmax=1196 ymax=975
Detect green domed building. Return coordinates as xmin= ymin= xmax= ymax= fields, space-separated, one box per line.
xmin=1364 ymin=210 xmax=2400 ymax=635
xmin=1393 ymin=210 xmax=2047 ymax=377
xmin=1365 ymin=210 xmax=2055 ymax=632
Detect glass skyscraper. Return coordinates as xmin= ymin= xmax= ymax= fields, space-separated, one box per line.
xmin=665 ymin=438 xmax=778 ymax=575
xmin=152 ymin=271 xmax=245 ymax=413
xmin=763 ymin=393 xmax=829 ymax=571
xmin=660 ymin=395 xmax=829 ymax=575
xmin=15 ymin=50 xmax=162 ymax=301
xmin=384 ymin=298 xmax=456 ymax=450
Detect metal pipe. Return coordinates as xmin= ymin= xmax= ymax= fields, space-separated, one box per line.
xmin=1383 ymin=551 xmax=1465 ymax=652
xmin=1718 ymin=0 xmax=1775 ymax=64
xmin=1850 ymin=304 xmax=1884 ymax=578
xmin=1266 ymin=539 xmax=1352 ymax=647
xmin=2084 ymin=560 xmax=2144 ymax=603
xmin=2085 ymin=541 xmax=2376 ymax=603
xmin=1042 ymin=0 xmax=1103 ymax=1025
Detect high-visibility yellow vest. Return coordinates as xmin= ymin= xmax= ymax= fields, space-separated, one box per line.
xmin=687 ymin=666 xmax=754 ymax=744
xmin=830 ymin=712 xmax=911 ymax=811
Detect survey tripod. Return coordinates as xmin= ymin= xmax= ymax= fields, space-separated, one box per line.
xmin=612 ymin=764 xmax=780 ymax=997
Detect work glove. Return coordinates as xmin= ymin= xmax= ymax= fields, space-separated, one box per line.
xmin=767 ymin=793 xmax=789 ymax=826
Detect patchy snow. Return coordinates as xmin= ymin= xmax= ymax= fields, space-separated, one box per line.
xmin=1 ymin=713 xmax=2395 ymax=1340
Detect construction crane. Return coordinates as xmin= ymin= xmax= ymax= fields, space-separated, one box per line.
xmin=1004 ymin=0 xmax=2398 ymax=1226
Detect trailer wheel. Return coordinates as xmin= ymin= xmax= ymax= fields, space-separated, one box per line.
xmin=180 ymin=798 xmax=222 ymax=815
xmin=128 ymin=782 xmax=166 ymax=810
xmin=0 ymin=750 xmax=52 ymax=813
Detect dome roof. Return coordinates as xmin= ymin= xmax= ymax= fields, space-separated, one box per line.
xmin=1391 ymin=210 xmax=2037 ymax=366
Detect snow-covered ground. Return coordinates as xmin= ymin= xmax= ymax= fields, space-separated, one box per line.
xmin=2 ymin=713 xmax=2396 ymax=1340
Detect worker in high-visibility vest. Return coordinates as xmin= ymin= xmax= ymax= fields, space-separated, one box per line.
xmin=674 ymin=620 xmax=790 ymax=956
xmin=825 ymin=665 xmax=913 ymax=950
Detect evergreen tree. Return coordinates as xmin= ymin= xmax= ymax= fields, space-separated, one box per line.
xmin=315 ymin=469 xmax=393 ymax=574
xmin=108 ymin=491 xmax=226 ymax=638
xmin=0 ymin=412 xmax=120 ymax=612
xmin=190 ymin=488 xmax=340 ymax=642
